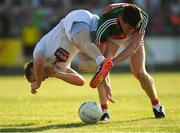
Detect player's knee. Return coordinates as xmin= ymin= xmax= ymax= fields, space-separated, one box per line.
xmin=132 ymin=70 xmax=147 ymax=80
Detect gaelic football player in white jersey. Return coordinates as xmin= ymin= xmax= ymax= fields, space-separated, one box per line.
xmin=24 ymin=10 xmax=113 ymax=95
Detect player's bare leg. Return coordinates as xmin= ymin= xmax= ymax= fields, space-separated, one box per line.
xmin=77 ymin=53 xmax=114 ymax=121
xmin=77 ymin=53 xmax=96 ymax=72
xmin=97 ymin=75 xmax=115 ymax=121
xmin=130 ymin=45 xmax=166 ymax=118
xmin=130 ymin=45 xmax=157 ymax=99
xmin=97 ymin=84 xmax=110 ymax=121
xmin=73 ymin=30 xmax=104 ymax=61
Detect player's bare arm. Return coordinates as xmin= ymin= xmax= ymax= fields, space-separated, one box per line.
xmin=100 ymin=41 xmax=119 ymax=103
xmin=54 ymin=68 xmax=85 ymax=86
xmin=31 ymin=50 xmax=46 ymax=93
xmin=104 ymin=41 xmax=119 ymax=61
xmin=112 ymin=31 xmax=144 ymax=66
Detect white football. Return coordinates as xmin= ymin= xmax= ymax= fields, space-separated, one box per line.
xmin=78 ymin=101 xmax=103 ymax=123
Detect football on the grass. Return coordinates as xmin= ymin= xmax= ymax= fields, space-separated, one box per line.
xmin=78 ymin=101 xmax=102 ymax=123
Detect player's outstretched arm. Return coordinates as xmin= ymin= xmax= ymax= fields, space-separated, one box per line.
xmin=31 ymin=51 xmax=45 ymax=93
xmin=54 ymin=68 xmax=85 ymax=86
xmin=112 ymin=31 xmax=143 ymax=66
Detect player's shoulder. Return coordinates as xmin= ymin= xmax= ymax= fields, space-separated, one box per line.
xmin=33 ymin=40 xmax=45 ymax=59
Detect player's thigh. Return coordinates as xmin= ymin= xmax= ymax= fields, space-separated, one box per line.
xmin=77 ymin=53 xmax=96 ymax=72
xmin=73 ymin=29 xmax=91 ymax=47
xmin=130 ymin=45 xmax=146 ymax=74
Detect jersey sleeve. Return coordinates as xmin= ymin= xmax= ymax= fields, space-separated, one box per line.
xmin=139 ymin=9 xmax=149 ymax=33
xmin=95 ymin=12 xmax=117 ymax=45
xmin=33 ymin=41 xmax=45 ymax=59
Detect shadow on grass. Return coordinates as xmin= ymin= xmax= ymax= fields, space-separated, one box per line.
xmin=0 ymin=117 xmax=154 ymax=132
xmin=96 ymin=117 xmax=155 ymax=125
xmin=0 ymin=122 xmax=93 ymax=132
xmin=112 ymin=117 xmax=155 ymax=124
xmin=1 ymin=123 xmax=36 ymax=127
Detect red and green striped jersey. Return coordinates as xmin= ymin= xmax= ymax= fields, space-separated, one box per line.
xmin=96 ymin=3 xmax=148 ymax=45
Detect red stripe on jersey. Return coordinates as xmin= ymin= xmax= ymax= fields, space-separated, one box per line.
xmin=102 ymin=3 xmax=129 ymax=14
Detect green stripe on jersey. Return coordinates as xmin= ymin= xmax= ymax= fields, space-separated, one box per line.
xmin=96 ymin=7 xmax=124 ymax=44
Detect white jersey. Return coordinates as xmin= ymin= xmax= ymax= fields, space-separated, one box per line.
xmin=33 ymin=10 xmax=99 ymax=71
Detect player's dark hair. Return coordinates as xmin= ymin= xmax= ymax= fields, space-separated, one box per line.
xmin=24 ymin=61 xmax=33 ymax=82
xmin=122 ymin=4 xmax=141 ymax=28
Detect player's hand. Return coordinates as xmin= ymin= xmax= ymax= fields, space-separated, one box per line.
xmin=44 ymin=65 xmax=56 ymax=77
xmin=103 ymin=76 xmax=115 ymax=103
xmin=31 ymin=81 xmax=40 ymax=94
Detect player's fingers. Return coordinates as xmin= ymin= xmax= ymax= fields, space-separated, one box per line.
xmin=31 ymin=90 xmax=35 ymax=94
xmin=108 ymin=96 xmax=115 ymax=103
xmin=45 ymin=67 xmax=53 ymax=76
xmin=47 ymin=69 xmax=52 ymax=76
xmin=106 ymin=92 xmax=115 ymax=103
xmin=49 ymin=70 xmax=56 ymax=77
xmin=31 ymin=89 xmax=37 ymax=94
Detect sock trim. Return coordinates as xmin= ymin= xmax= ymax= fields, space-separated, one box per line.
xmin=151 ymin=99 xmax=159 ymax=105
xmin=101 ymin=104 xmax=108 ymax=110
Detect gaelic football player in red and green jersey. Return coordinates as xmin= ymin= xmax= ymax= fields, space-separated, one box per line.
xmin=97 ymin=3 xmax=166 ymax=120
xmin=78 ymin=3 xmax=166 ymax=121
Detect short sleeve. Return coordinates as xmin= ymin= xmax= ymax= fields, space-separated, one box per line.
xmin=139 ymin=9 xmax=149 ymax=34
xmin=33 ymin=41 xmax=44 ymax=59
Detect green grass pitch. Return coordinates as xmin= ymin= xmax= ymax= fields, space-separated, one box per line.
xmin=0 ymin=73 xmax=180 ymax=132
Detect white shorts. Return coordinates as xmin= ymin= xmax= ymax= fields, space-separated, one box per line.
xmin=37 ymin=19 xmax=79 ymax=72
xmin=53 ymin=21 xmax=92 ymax=71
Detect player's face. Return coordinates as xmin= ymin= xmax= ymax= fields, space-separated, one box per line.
xmin=120 ymin=20 xmax=135 ymax=34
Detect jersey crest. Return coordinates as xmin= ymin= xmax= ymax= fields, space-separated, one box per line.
xmin=54 ymin=48 xmax=69 ymax=62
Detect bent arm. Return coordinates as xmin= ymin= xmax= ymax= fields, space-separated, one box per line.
xmin=104 ymin=41 xmax=119 ymax=59
xmin=112 ymin=32 xmax=144 ymax=66
xmin=54 ymin=68 xmax=85 ymax=86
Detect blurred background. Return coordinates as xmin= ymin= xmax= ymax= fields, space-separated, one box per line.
xmin=0 ymin=0 xmax=180 ymax=75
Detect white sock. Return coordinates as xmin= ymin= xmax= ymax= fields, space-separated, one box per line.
xmin=153 ymin=103 xmax=161 ymax=111
xmin=102 ymin=109 xmax=109 ymax=114
xmin=96 ymin=55 xmax=105 ymax=66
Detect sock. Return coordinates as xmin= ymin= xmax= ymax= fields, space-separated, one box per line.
xmin=151 ymin=99 xmax=159 ymax=106
xmin=151 ymin=99 xmax=161 ymax=111
xmin=96 ymin=56 xmax=105 ymax=66
xmin=153 ymin=104 xmax=161 ymax=111
xmin=101 ymin=104 xmax=109 ymax=114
